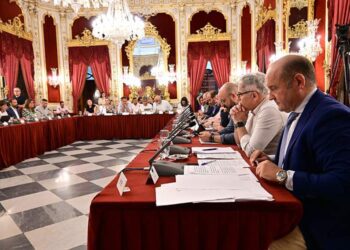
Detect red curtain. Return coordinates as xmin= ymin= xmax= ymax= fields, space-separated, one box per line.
xmin=256 ymin=19 xmax=276 ymax=73
xmin=188 ymin=43 xmax=208 ymax=110
xmin=20 ymin=56 xmax=35 ymax=99
xmin=69 ymin=46 xmax=111 ymax=112
xmin=89 ymin=46 xmax=111 ymax=95
xmin=71 ymin=62 xmax=88 ymax=113
xmin=210 ymin=41 xmax=230 ymax=88
xmin=0 ymin=32 xmax=35 ymax=98
xmin=328 ymin=0 xmax=350 ymax=96
xmin=188 ymin=41 xmax=230 ymax=109
xmin=3 ymin=54 xmax=19 ymax=98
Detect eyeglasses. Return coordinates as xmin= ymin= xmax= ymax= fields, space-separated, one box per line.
xmin=237 ymin=90 xmax=256 ymax=97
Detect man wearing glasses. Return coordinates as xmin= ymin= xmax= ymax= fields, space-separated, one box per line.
xmin=230 ymin=72 xmax=286 ymax=156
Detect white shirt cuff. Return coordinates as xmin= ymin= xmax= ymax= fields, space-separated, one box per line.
xmin=285 ymin=170 xmax=295 ymax=191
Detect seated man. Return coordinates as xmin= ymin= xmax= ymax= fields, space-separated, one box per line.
xmin=55 ymin=101 xmax=70 ymax=116
xmin=199 ymin=82 xmax=238 ymax=145
xmin=153 ymin=95 xmax=173 ymax=113
xmin=13 ymin=87 xmax=26 ymax=109
xmin=35 ymin=98 xmax=53 ymax=119
xmin=118 ymin=96 xmax=133 ymax=113
xmin=231 ymin=72 xmax=286 ymax=156
xmin=140 ymin=96 xmax=153 ymax=112
xmin=6 ymin=98 xmax=21 ymax=119
xmin=203 ymin=90 xmax=220 ymax=118
xmin=251 ymin=54 xmax=350 ymax=250
xmin=131 ymin=97 xmax=140 ymax=114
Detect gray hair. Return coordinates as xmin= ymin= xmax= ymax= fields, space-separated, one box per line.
xmin=239 ymin=72 xmax=268 ymax=95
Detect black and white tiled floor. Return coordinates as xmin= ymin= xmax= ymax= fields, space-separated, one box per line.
xmin=0 ymin=139 xmax=150 ymax=250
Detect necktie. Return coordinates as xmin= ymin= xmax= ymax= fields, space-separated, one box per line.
xmin=278 ymin=112 xmax=299 ymax=167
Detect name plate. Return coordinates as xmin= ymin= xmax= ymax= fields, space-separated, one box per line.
xmin=116 ymin=172 xmax=130 ymax=196
xmin=150 ymin=166 xmax=159 ymax=184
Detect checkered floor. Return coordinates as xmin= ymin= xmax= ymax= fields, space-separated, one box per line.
xmin=0 ymin=139 xmax=151 ymax=250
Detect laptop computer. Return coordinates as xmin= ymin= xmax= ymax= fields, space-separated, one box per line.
xmin=0 ymin=115 xmax=11 ymax=123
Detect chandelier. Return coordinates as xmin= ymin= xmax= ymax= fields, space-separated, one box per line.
xmin=298 ymin=19 xmax=323 ymax=62
xmin=92 ymin=0 xmax=145 ymax=46
xmin=48 ymin=68 xmax=61 ymax=88
xmin=41 ymin=0 xmax=109 ymax=13
xmin=122 ymin=66 xmax=141 ymax=87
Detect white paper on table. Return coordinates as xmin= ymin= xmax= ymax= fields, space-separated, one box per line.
xmin=192 ymin=147 xmax=235 ymax=154
xmin=198 ymin=159 xmax=250 ymax=169
xmin=155 ymin=186 xmax=235 ymax=206
xmin=196 ymin=153 xmax=242 ymax=159
xmin=175 ymin=174 xmax=259 ymax=190
xmin=184 ymin=163 xmax=251 ymax=175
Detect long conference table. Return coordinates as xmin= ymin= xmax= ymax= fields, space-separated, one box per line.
xmin=88 ymin=134 xmax=303 ymax=249
xmin=0 ymin=114 xmax=174 ymax=169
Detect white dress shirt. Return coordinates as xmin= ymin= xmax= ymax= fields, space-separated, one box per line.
xmin=131 ymin=103 xmax=141 ymax=113
xmin=35 ymin=106 xmax=53 ymax=119
xmin=153 ymin=100 xmax=173 ymax=112
xmin=240 ymin=98 xmax=287 ymax=156
xmin=55 ymin=105 xmax=70 ymax=115
xmin=285 ymin=88 xmax=317 ymax=191
xmin=140 ymin=103 xmax=153 ymax=112
xmin=117 ymin=102 xmax=133 ymax=113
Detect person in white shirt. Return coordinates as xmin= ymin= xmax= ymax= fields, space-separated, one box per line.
xmin=140 ymin=96 xmax=153 ymax=112
xmin=153 ymin=95 xmax=173 ymax=113
xmin=35 ymin=98 xmax=53 ymax=119
xmin=117 ymin=96 xmax=133 ymax=113
xmin=131 ymin=97 xmax=140 ymax=114
xmin=176 ymin=97 xmax=191 ymax=114
xmin=98 ymin=92 xmax=107 ymax=106
xmin=230 ymin=72 xmax=287 ymax=156
xmin=0 ymin=100 xmax=9 ymax=117
xmin=55 ymin=101 xmax=70 ymax=116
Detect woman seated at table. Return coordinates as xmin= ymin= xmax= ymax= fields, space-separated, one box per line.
xmin=0 ymin=100 xmax=9 ymax=117
xmin=22 ymin=99 xmax=37 ymax=121
xmin=84 ymin=99 xmax=98 ymax=115
xmin=140 ymin=96 xmax=153 ymax=112
xmin=177 ymin=97 xmax=192 ymax=114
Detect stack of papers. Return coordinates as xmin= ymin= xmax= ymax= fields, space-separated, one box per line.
xmin=155 ymin=158 xmax=273 ymax=206
xmin=192 ymin=147 xmax=242 ymax=159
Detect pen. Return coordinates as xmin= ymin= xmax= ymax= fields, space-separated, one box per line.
xmin=201 ymin=160 xmax=215 ymax=166
xmin=202 ymin=148 xmax=217 ymax=151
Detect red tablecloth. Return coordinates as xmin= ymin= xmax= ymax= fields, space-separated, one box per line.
xmin=0 ymin=114 xmax=174 ymax=169
xmin=76 ymin=114 xmax=174 ymax=140
xmin=88 ymin=137 xmax=303 ymax=250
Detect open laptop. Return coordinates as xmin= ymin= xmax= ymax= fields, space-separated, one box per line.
xmin=0 ymin=116 xmax=11 ymax=123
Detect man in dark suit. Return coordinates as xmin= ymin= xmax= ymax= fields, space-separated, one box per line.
xmin=251 ymin=54 xmax=350 ymax=250
xmin=13 ymin=87 xmax=26 ymax=108
xmin=7 ymin=98 xmax=21 ymax=119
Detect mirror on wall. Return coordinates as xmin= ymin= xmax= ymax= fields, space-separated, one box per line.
xmin=284 ymin=0 xmax=314 ymax=52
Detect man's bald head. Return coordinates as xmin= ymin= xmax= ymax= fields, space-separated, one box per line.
xmin=218 ymin=82 xmax=238 ymax=108
xmin=269 ymin=54 xmax=316 ymax=88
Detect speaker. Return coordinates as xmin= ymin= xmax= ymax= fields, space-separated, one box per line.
xmin=172 ymin=136 xmax=191 ymax=144
xmin=169 ymin=145 xmax=191 ymax=155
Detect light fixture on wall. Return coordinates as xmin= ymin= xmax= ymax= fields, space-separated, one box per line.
xmin=92 ymin=0 xmax=145 ymax=47
xmin=298 ymin=19 xmax=323 ymax=62
xmin=48 ymin=68 xmax=61 ymax=88
xmin=168 ymin=64 xmax=176 ymax=83
xmin=41 ymin=0 xmax=109 ymax=13
xmin=269 ymin=41 xmax=292 ymax=62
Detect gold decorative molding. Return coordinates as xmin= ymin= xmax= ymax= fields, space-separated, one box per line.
xmin=187 ymin=22 xmax=231 ymax=42
xmin=140 ymin=72 xmax=156 ymax=80
xmin=290 ymin=0 xmax=308 ymax=10
xmin=67 ymin=28 xmax=109 ymax=47
xmin=125 ymin=22 xmax=171 ymax=74
xmin=256 ymin=5 xmax=276 ymax=30
xmin=0 ymin=16 xmax=33 ymax=41
xmin=288 ymin=20 xmax=308 ymax=38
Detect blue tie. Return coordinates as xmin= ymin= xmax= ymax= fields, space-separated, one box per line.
xmin=278 ymin=112 xmax=299 ymax=167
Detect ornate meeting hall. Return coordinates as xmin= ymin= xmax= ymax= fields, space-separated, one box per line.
xmin=1 ymin=0 xmax=350 ymax=249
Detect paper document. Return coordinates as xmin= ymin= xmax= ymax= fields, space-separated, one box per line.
xmin=198 ymin=159 xmax=250 ymax=168
xmin=192 ymin=147 xmax=235 ymax=154
xmin=197 ymin=153 xmax=242 ymax=159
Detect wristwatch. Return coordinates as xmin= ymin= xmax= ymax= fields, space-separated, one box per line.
xmin=276 ymin=170 xmax=287 ymax=184
xmin=234 ymin=121 xmax=246 ymax=128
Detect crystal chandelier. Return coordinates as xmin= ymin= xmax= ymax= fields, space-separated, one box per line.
xmin=92 ymin=0 xmax=145 ymax=46
xmin=41 ymin=0 xmax=109 ymax=13
xmin=298 ymin=19 xmax=323 ymax=62
xmin=48 ymin=68 xmax=61 ymax=88
xmin=122 ymin=66 xmax=141 ymax=87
